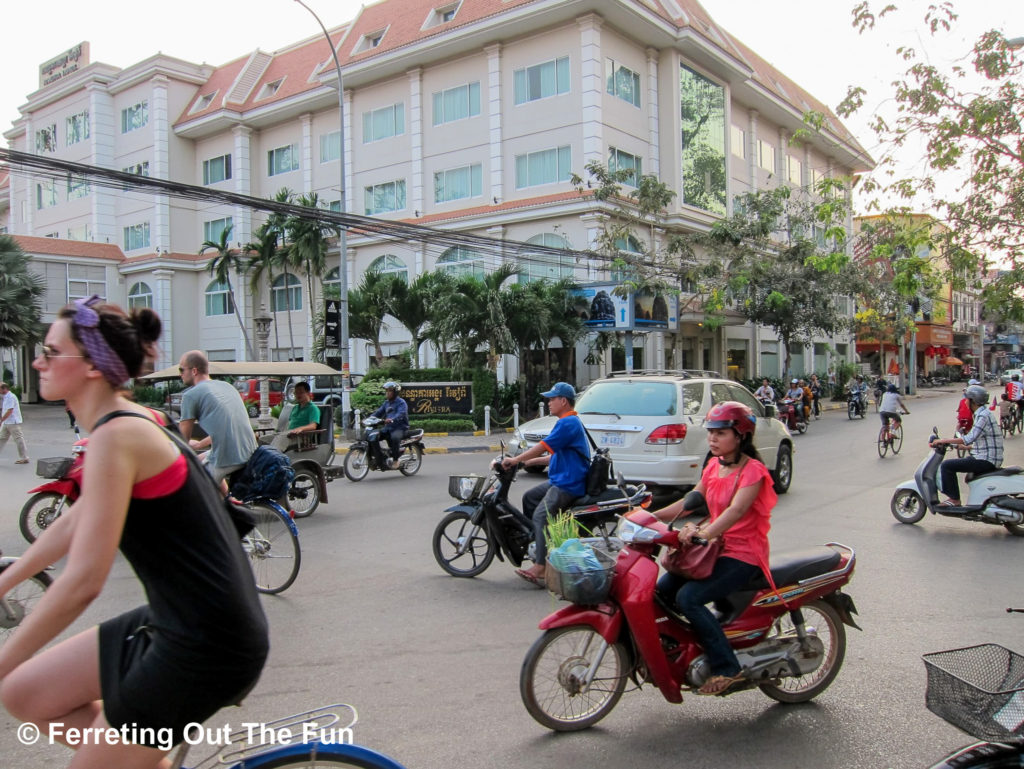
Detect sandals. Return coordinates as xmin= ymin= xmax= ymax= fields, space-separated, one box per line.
xmin=698 ymin=673 xmax=745 ymax=695
xmin=515 ymin=568 xmax=546 ymax=589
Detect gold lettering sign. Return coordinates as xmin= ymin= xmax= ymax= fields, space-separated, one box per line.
xmin=39 ymin=42 xmax=90 ymax=89
xmin=402 ymin=381 xmax=473 ymax=415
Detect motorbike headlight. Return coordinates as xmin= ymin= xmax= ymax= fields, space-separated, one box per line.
xmin=616 ymin=517 xmax=660 ymax=544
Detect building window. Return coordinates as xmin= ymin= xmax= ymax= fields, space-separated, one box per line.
xmin=123 ymin=222 xmax=151 ymax=251
xmin=128 ymin=281 xmax=153 ymax=309
xmin=190 ymin=90 xmax=217 ymax=114
xmin=270 ymin=273 xmax=302 ymax=312
xmin=36 ymin=181 xmax=58 ymax=209
xmin=268 ymin=144 xmax=299 ymax=176
xmin=68 ymin=265 xmax=106 ymax=302
xmin=788 ymin=156 xmax=802 ymax=185
xmin=205 ymin=279 xmax=234 ymax=316
xmin=437 ymin=246 xmax=486 ymax=278
xmin=66 ymin=176 xmax=90 ymax=200
xmin=757 ymin=140 xmax=776 ymax=172
xmin=730 ymin=125 xmax=746 ymax=158
xmin=324 ymin=267 xmax=340 ymax=293
xmin=432 ymin=82 xmax=480 ymax=125
xmin=612 ymin=235 xmax=643 ymax=282
xmin=327 ymin=200 xmax=341 ymax=212
xmin=320 ymin=131 xmax=341 ymax=163
xmin=608 ymin=147 xmax=642 ymax=186
xmin=44 ymin=232 xmax=59 ymax=238
xmin=362 ymin=103 xmax=405 ymax=143
xmin=364 ymin=180 xmax=406 ymax=215
xmin=514 ymin=56 xmax=570 ymax=105
xmin=35 ymin=124 xmax=57 ymax=153
xmin=434 ymin=163 xmax=482 ymax=203
xmin=66 ymin=111 xmax=90 ymax=145
xmin=519 ymin=233 xmax=574 ymax=283
xmin=257 ymin=78 xmax=284 ymax=100
xmin=368 ymin=254 xmax=408 ymax=282
xmin=121 ymin=100 xmax=148 ymax=133
xmin=680 ymin=64 xmax=726 ymax=215
xmin=514 ymin=145 xmax=571 ymax=189
xmin=606 ymin=59 xmax=641 ymax=107
xmin=67 ymin=223 xmax=92 ymax=241
xmin=203 ymin=154 xmax=232 ymax=185
xmin=203 ymin=217 xmax=233 ymax=244
xmin=123 ymin=161 xmax=150 ymax=176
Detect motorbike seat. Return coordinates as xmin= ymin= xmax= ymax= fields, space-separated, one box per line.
xmin=572 ymin=485 xmax=640 ymax=508
xmin=403 ymin=428 xmax=424 ymax=442
xmin=749 ymin=546 xmax=843 ymax=590
xmin=971 ymin=466 xmax=1023 ymax=479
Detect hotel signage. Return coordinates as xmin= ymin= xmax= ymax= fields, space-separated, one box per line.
xmin=40 ymin=42 xmax=90 ymax=88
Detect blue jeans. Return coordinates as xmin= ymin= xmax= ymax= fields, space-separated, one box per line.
xmin=521 ymin=481 xmax=578 ymax=565
xmin=657 ymin=557 xmax=761 ymax=677
xmin=939 ymin=456 xmax=995 ymax=502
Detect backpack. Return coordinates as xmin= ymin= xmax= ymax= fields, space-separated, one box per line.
xmin=578 ymin=426 xmax=613 ymax=498
xmin=232 ymin=446 xmax=295 ymax=501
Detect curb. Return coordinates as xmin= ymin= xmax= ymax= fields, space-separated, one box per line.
xmin=334 ymin=445 xmax=503 ymax=455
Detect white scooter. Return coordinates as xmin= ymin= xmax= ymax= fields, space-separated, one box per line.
xmin=890 ymin=427 xmax=1024 ymax=536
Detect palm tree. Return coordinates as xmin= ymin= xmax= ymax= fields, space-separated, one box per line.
xmin=502 ymin=281 xmax=552 ymax=410
xmin=348 ymin=270 xmax=392 ymax=367
xmin=286 ymin=192 xmax=339 ymax=348
xmin=199 ymin=223 xmax=255 ymax=359
xmin=265 ymin=188 xmax=297 ymax=357
xmin=385 ymin=270 xmax=449 ymax=368
xmin=245 ymin=221 xmax=282 ymax=351
xmin=0 ymin=235 xmax=44 ymax=377
xmin=434 ymin=263 xmax=520 ymax=374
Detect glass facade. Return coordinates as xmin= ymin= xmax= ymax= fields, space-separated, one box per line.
xmin=679 ymin=64 xmax=726 ymax=215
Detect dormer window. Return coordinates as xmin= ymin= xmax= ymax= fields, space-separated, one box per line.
xmin=189 ymin=90 xmax=218 ymax=114
xmin=258 ymin=78 xmax=285 ymax=100
xmin=424 ymin=3 xmax=460 ymax=29
xmin=354 ymin=27 xmax=388 ymax=53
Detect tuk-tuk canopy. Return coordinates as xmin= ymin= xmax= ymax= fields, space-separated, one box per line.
xmin=141 ymin=361 xmax=340 ymax=381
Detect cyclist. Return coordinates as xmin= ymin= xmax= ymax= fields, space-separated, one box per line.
xmin=879 ymin=384 xmax=910 ymax=439
xmin=0 ymin=296 xmax=268 ymax=767
xmin=1005 ymin=374 xmax=1023 ymax=423
xmin=371 ymin=381 xmax=409 ymax=468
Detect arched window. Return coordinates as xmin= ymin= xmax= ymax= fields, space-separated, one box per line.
xmin=128 ymin=281 xmax=153 ymax=309
xmin=324 ymin=267 xmax=340 ymax=295
xmin=204 ymin=279 xmax=234 ymax=316
xmin=271 ymin=274 xmax=302 ymax=312
xmin=437 ymin=246 xmax=487 ymax=278
xmin=612 ymin=235 xmax=643 ymax=282
xmin=518 ymin=233 xmax=575 ymax=283
xmin=368 ymin=254 xmax=408 ymax=282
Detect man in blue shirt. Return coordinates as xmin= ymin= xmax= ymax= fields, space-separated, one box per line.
xmin=371 ymin=381 xmax=409 ymax=468
xmin=501 ymin=382 xmax=589 ymax=586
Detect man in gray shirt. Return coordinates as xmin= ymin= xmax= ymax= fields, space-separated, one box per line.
xmin=178 ymin=350 xmax=257 ymax=486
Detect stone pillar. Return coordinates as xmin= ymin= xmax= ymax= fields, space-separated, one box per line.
xmin=151 ymin=76 xmax=171 ymax=252
xmin=484 ymin=44 xmax=503 ymax=203
xmin=577 ymin=14 xmax=604 ymax=167
xmin=152 ymin=269 xmax=174 ymax=369
xmin=407 ymin=67 xmax=424 ymax=215
xmin=646 ymin=47 xmax=661 ymax=177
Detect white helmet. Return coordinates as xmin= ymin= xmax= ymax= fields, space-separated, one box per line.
xmin=965 ymin=385 xmax=988 ymax=406
xmin=383 ymin=380 xmax=401 ymax=392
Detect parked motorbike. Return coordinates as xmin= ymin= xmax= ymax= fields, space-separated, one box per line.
xmin=343 ymin=416 xmax=425 ymax=481
xmin=890 ymin=428 xmax=1024 ymax=536
xmin=776 ymin=398 xmax=808 ymax=434
xmin=432 ymin=456 xmax=651 ymax=578
xmin=19 ymin=441 xmax=86 ymax=543
xmin=519 ymin=488 xmax=860 ymax=731
xmin=922 ymin=608 xmax=1024 ymax=768
xmin=847 ymin=389 xmax=867 ymax=419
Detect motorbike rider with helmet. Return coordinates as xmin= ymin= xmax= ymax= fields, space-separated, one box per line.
xmin=849 ymin=375 xmax=868 ymax=414
xmin=651 ymin=401 xmax=777 ymax=696
xmin=933 ymin=384 xmax=1003 ymax=506
xmin=371 ymin=381 xmax=409 ymax=468
xmin=1005 ymin=373 xmax=1024 ymax=422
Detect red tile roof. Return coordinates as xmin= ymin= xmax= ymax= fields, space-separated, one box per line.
xmin=400 ymin=189 xmax=594 ymax=226
xmin=13 ymin=235 xmax=124 ymax=261
xmin=174 ymin=54 xmax=249 ymax=124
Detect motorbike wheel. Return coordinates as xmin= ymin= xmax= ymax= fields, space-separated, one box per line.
xmin=343 ymin=446 xmax=371 ymax=482
xmin=520 ymin=625 xmax=630 ymax=731
xmin=891 ymin=488 xmax=927 ymax=524
xmin=758 ymin=599 xmax=846 ymax=704
xmin=847 ymin=401 xmax=856 ymax=420
xmin=772 ymin=444 xmax=793 ymax=494
xmin=796 ymin=420 xmax=807 ymax=434
xmin=19 ymin=492 xmax=67 ymax=544
xmin=288 ymin=468 xmax=320 ymax=518
xmin=399 ymin=445 xmax=423 ymax=476
xmin=432 ymin=510 xmax=495 ymax=577
xmin=1005 ymin=522 xmax=1024 ymax=537
xmin=0 ymin=565 xmax=52 ymax=642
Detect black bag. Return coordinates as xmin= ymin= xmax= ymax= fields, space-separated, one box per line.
xmin=231 ymin=445 xmax=295 ymax=501
xmin=578 ymin=426 xmax=613 ymax=497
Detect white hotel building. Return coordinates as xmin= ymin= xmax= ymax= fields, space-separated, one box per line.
xmin=1 ymin=0 xmax=870 ymax=399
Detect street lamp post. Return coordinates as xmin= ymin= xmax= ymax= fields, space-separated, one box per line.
xmin=294 ymin=0 xmax=351 ymax=427
xmin=254 ymin=305 xmax=275 ymax=428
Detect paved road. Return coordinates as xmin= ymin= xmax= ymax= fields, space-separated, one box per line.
xmin=1 ymin=390 xmax=1021 ymax=768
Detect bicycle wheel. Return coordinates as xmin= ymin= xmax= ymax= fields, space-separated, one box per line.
xmin=1016 ymin=409 xmax=1023 ymax=436
xmin=0 ymin=566 xmax=52 ymax=643
xmin=243 ymin=501 xmax=301 ymax=594
xmin=891 ymin=423 xmax=903 ymax=454
xmin=877 ymin=427 xmax=889 ymax=458
xmin=235 ymin=742 xmax=408 ymax=768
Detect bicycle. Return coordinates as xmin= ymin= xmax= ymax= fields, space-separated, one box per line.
xmin=235 ymin=494 xmax=301 ymax=595
xmin=0 ymin=553 xmax=51 ymax=644
xmin=877 ymin=417 xmax=903 ymax=458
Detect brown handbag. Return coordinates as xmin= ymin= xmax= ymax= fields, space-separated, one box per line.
xmin=659 ymin=464 xmax=741 ymax=580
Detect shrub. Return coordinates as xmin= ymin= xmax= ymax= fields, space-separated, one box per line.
xmin=412 ymin=418 xmax=476 ymax=433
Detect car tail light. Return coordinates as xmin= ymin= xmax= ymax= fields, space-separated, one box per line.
xmin=646 ymin=424 xmax=687 ymax=445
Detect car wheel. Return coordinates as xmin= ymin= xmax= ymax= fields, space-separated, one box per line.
xmin=772 ymin=444 xmax=793 ymax=494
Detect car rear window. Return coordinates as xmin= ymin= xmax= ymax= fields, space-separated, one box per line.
xmin=577 ymin=381 xmax=704 ymax=417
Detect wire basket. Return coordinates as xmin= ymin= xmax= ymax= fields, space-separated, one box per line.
xmin=36 ymin=457 xmax=74 ymax=479
xmin=923 ymin=644 xmax=1024 ymax=742
xmin=545 ymin=544 xmax=617 ymax=606
xmin=447 ymin=474 xmax=485 ymax=501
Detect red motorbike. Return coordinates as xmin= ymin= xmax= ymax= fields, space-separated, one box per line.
xmin=519 ymin=492 xmax=859 ymax=731
xmin=776 ymin=397 xmax=808 ymax=434
xmin=19 ymin=439 xmax=86 ymax=543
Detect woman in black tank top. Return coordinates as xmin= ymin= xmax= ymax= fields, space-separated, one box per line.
xmin=0 ymin=296 xmax=268 ymax=767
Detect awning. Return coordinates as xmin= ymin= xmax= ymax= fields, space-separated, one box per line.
xmin=943 ymin=356 xmax=964 ymax=366
xmin=141 ymin=361 xmax=339 ymax=381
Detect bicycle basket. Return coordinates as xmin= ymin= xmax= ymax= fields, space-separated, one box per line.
xmin=36 ymin=457 xmax=74 ymax=479
xmin=545 ymin=544 xmax=617 ymax=606
xmin=448 ymin=474 xmax=485 ymax=501
xmin=923 ymin=644 xmax=1024 ymax=742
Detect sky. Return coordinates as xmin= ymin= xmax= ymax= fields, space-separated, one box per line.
xmin=2 ymin=0 xmax=1023 ymax=213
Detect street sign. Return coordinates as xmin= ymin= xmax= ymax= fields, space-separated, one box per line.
xmin=324 ymin=299 xmax=341 ymax=347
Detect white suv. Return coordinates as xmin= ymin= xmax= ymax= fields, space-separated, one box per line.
xmin=510 ymin=372 xmax=794 ymax=494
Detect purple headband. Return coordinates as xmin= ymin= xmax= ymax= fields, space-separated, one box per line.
xmin=72 ymin=295 xmax=130 ymax=386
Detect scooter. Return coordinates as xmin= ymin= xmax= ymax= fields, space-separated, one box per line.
xmin=890 ymin=428 xmax=1024 ymax=536
xmin=519 ymin=488 xmax=860 ymax=731
xmin=342 ymin=415 xmax=425 ymax=481
xmin=776 ymin=398 xmax=808 ymax=434
xmin=19 ymin=440 xmax=86 ymax=544
xmin=432 ymin=456 xmax=651 ymax=578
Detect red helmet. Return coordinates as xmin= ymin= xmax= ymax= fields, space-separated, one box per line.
xmin=704 ymin=401 xmax=757 ymax=438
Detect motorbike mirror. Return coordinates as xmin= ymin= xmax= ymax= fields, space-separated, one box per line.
xmin=614 ymin=471 xmax=626 ymax=488
xmin=682 ymin=489 xmax=708 ymax=515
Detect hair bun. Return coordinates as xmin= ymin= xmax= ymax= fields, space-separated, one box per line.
xmin=131 ymin=307 xmax=162 ymax=346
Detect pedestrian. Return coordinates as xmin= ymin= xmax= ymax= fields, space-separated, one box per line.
xmin=0 ymin=381 xmax=29 ymax=464
xmin=809 ymin=374 xmax=822 ymax=419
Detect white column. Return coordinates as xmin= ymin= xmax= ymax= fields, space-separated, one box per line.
xmin=152 ymin=269 xmax=174 ymax=368
xmin=22 ymin=118 xmax=34 ymax=235
xmin=407 ymin=68 xmax=424 ymax=215
xmin=577 ymin=14 xmax=604 ymax=166
xmin=343 ymin=90 xmax=354 ymax=213
xmin=777 ymin=127 xmax=787 ymax=189
xmin=484 ymin=44 xmax=503 ymax=202
xmin=747 ymin=109 xmax=758 ymax=188
xmin=646 ymin=47 xmax=660 ymax=177
xmin=151 ymin=76 xmax=171 ymax=252
xmin=87 ymin=82 xmax=116 ymax=244
xmin=300 ymin=113 xmax=313 ymax=193
xmin=579 ymin=212 xmax=604 ymax=282
xmin=232 ymin=125 xmax=253 ymax=245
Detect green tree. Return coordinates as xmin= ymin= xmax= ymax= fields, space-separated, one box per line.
xmin=286 ymin=192 xmax=338 ymax=347
xmin=384 ymin=270 xmax=450 ymax=368
xmin=199 ymin=223 xmax=255 ymax=359
xmin=348 ymin=270 xmax=392 ymax=367
xmin=245 ymin=220 xmax=283 ymax=351
xmin=0 ymin=235 xmax=44 ymax=376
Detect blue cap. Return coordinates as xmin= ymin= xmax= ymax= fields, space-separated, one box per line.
xmin=541 ymin=382 xmax=577 ymax=400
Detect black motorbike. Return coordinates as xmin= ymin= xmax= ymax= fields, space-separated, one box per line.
xmin=343 ymin=415 xmax=425 ymax=481
xmin=431 ymin=455 xmax=650 ymax=578
xmin=847 ymin=389 xmax=867 ymax=419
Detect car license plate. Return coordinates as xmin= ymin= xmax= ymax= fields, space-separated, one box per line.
xmin=599 ymin=432 xmax=626 ymax=447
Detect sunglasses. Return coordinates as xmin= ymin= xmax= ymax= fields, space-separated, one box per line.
xmin=40 ymin=345 xmax=85 ymax=361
